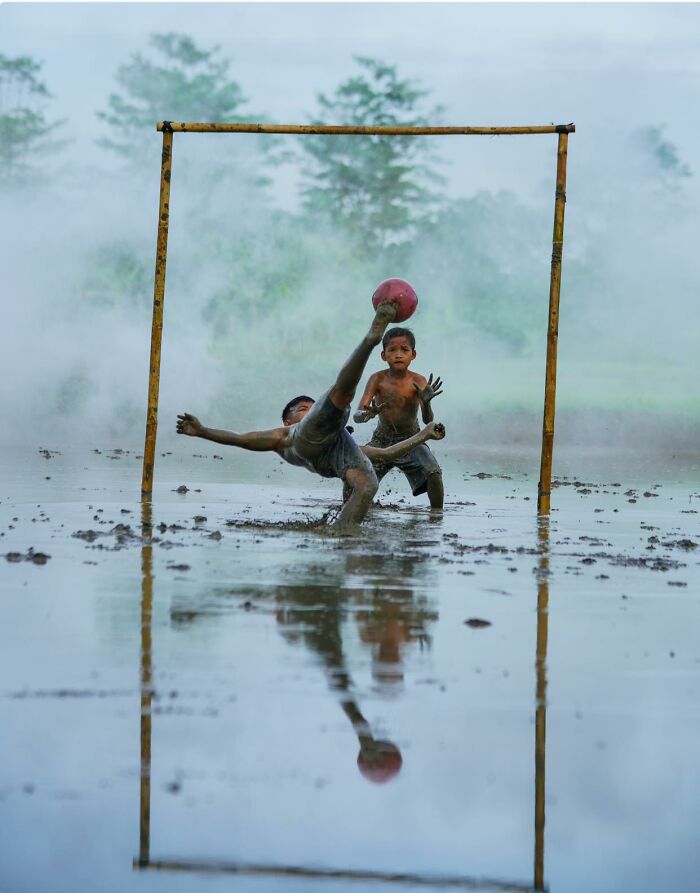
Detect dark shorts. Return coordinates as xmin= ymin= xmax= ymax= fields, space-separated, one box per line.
xmin=283 ymin=390 xmax=375 ymax=482
xmin=367 ymin=428 xmax=442 ymax=496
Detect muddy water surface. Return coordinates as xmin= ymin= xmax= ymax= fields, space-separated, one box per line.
xmin=2 ymin=444 xmax=700 ymax=892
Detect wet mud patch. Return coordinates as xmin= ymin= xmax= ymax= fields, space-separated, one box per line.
xmin=5 ymin=548 xmax=51 ymax=565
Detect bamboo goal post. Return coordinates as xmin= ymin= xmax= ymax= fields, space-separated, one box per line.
xmin=140 ymin=121 xmax=575 ymax=505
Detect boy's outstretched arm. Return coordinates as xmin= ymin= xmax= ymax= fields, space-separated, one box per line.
xmin=176 ymin=413 xmax=286 ymax=452
xmin=362 ymin=422 xmax=445 ymax=462
xmin=413 ymin=373 xmax=444 ymax=424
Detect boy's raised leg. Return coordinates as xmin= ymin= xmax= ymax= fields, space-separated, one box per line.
xmin=329 ymin=302 xmax=398 ymax=410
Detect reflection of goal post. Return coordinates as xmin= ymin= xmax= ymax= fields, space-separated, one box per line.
xmin=140 ymin=121 xmax=574 ymax=512
xmin=135 ymin=501 xmax=552 ymax=891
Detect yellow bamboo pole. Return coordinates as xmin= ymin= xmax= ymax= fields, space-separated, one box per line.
xmin=156 ymin=121 xmax=575 ymax=136
xmin=141 ymin=126 xmax=174 ymax=496
xmin=533 ymin=517 xmax=550 ymax=891
xmin=138 ymin=500 xmax=154 ymax=867
xmin=537 ymin=131 xmax=569 ymax=514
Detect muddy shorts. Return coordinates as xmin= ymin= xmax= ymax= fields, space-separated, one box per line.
xmin=367 ymin=428 xmax=442 ymax=496
xmin=282 ymin=390 xmax=376 ymax=482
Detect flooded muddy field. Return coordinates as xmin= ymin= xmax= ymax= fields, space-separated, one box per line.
xmin=2 ymin=443 xmax=700 ymax=892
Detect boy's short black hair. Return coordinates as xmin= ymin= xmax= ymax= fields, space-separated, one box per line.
xmin=282 ymin=395 xmax=315 ymax=423
xmin=382 ymin=327 xmax=416 ymax=351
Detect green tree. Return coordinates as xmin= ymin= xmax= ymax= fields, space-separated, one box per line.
xmin=97 ymin=33 xmax=252 ymax=167
xmin=0 ymin=53 xmax=64 ymax=186
xmin=300 ymin=57 xmax=444 ymax=250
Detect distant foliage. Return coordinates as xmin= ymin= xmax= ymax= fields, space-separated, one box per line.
xmin=88 ymin=31 xmax=274 ymax=331
xmin=80 ymin=240 xmax=151 ymax=308
xmin=300 ymin=57 xmax=445 ymax=251
xmin=97 ymin=33 xmax=253 ymax=168
xmin=404 ymin=193 xmax=553 ymax=353
xmin=634 ymin=125 xmax=692 ymax=189
xmin=0 ymin=53 xmax=64 ymax=186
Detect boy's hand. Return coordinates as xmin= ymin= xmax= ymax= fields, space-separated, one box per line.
xmin=176 ymin=413 xmax=203 ymax=437
xmin=425 ymin=421 xmax=446 ymax=441
xmin=413 ymin=373 xmax=443 ymax=405
xmin=354 ymin=396 xmax=387 ymax=423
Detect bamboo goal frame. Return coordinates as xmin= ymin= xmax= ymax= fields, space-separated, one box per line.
xmin=141 ymin=121 xmax=574 ymax=512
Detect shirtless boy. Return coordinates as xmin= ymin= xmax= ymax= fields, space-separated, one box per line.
xmin=351 ymin=327 xmax=444 ymax=509
xmin=176 ymin=303 xmax=445 ymax=530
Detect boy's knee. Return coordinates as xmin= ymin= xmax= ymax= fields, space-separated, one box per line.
xmin=364 ymin=476 xmax=379 ymax=498
xmin=329 ymin=385 xmax=354 ymax=410
xmin=359 ymin=474 xmax=378 ymax=496
xmin=349 ymin=469 xmax=378 ymax=497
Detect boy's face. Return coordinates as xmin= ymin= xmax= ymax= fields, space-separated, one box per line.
xmin=284 ymin=399 xmax=314 ymax=426
xmin=381 ymin=336 xmax=416 ymax=371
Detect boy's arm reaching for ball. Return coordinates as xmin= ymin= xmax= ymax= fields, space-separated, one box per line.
xmin=362 ymin=422 xmax=445 ymax=462
xmin=176 ymin=413 xmax=287 ymax=452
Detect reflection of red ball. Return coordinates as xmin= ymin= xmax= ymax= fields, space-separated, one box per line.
xmin=372 ymin=279 xmax=418 ymax=323
xmin=357 ymin=740 xmax=403 ymax=784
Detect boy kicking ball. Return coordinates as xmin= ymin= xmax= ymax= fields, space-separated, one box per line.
xmin=177 ymin=300 xmax=445 ymax=531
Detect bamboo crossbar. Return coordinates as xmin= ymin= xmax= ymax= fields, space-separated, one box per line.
xmin=156 ymin=121 xmax=575 ymax=136
xmin=133 ymin=858 xmax=538 ymax=890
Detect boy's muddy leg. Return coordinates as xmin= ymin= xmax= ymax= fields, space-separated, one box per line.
xmin=334 ymin=467 xmax=378 ymax=530
xmin=427 ymin=472 xmax=444 ymax=510
xmin=330 ymin=302 xmax=398 ymax=410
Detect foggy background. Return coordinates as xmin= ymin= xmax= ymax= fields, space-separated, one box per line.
xmin=1 ymin=2 xmax=698 ymax=451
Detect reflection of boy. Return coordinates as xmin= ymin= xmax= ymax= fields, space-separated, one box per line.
xmin=352 ymin=327 xmax=445 ymax=509
xmin=177 ymin=304 xmax=445 ymax=530
xmin=274 ymin=576 xmax=404 ymax=784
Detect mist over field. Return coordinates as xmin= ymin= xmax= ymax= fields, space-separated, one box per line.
xmin=1 ymin=3 xmax=698 ymax=451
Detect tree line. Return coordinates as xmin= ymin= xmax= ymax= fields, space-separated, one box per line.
xmin=1 ymin=33 xmax=693 ymax=367
xmin=1 ymin=35 xmax=447 ymax=249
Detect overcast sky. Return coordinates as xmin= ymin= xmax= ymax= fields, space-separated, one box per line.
xmin=2 ymin=2 xmax=699 ymax=203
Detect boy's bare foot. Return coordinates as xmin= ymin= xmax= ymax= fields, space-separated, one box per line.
xmin=368 ymin=301 xmax=398 ymax=343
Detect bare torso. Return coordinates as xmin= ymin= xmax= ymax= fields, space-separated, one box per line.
xmin=366 ymin=370 xmax=428 ymax=436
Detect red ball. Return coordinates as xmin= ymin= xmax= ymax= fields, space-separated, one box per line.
xmin=372 ymin=278 xmax=418 ymax=323
xmin=357 ymin=740 xmax=403 ymax=784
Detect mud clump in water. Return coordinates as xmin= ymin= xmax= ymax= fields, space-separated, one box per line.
xmin=73 ymin=530 xmax=101 ymax=542
xmin=72 ymin=524 xmax=139 ymax=550
xmin=5 ymin=548 xmax=50 ymax=565
xmin=661 ymin=539 xmax=697 ymax=551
